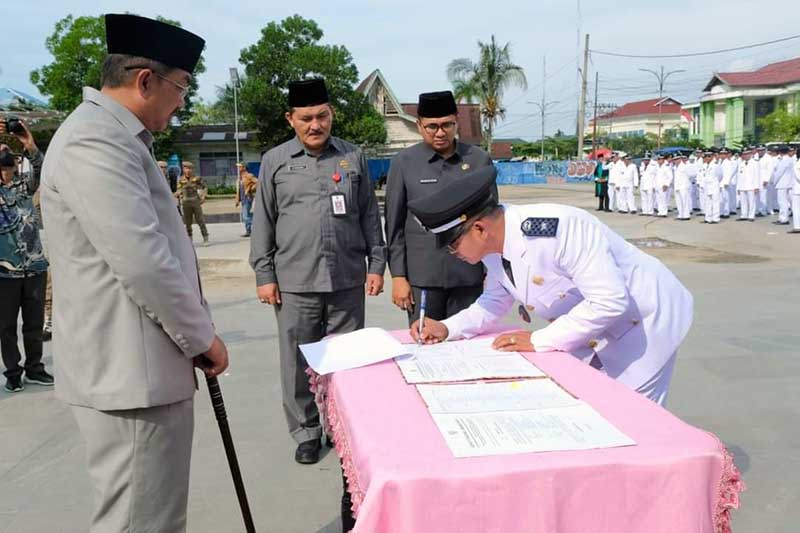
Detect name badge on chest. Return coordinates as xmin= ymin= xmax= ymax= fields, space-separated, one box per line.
xmin=330 ymin=192 xmax=347 ymax=216
xmin=419 ymin=178 xmax=438 ymax=184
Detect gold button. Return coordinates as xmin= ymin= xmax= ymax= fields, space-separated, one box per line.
xmin=631 ymin=319 xmax=640 ymax=325
xmin=548 ymin=318 xmax=555 ymax=323
xmin=532 ymin=276 xmax=544 ymax=286
xmin=558 ymin=293 xmax=566 ymax=299
xmin=588 ymin=339 xmax=599 ymax=348
xmin=525 ymin=305 xmax=535 ymax=312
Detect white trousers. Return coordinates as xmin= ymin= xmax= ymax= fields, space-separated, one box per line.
xmin=675 ymin=189 xmax=690 ymax=219
xmin=634 ymin=351 xmax=677 ymax=406
xmin=768 ymin=182 xmax=778 ymax=213
xmin=757 ymin=187 xmax=769 ymax=215
xmin=739 ymin=190 xmax=756 ymax=219
xmin=697 ymin=186 xmax=705 ymax=213
xmin=705 ymin=188 xmax=721 ymax=222
xmin=640 ymin=189 xmax=655 ymax=214
xmin=609 ymin=186 xmax=617 ymax=211
xmin=776 ymin=188 xmax=791 ymax=223
xmin=721 ymin=186 xmax=731 ymax=216
xmin=657 ymin=188 xmax=670 ymax=216
xmin=619 ymin=186 xmax=635 ymax=212
xmin=792 ymin=194 xmax=800 ymax=230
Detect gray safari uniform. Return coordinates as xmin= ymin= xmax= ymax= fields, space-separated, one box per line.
xmin=40 ymin=88 xmax=215 ymax=532
xmin=176 ymin=174 xmax=208 ymax=238
xmin=249 ymin=136 xmax=385 ymax=443
xmin=385 ymin=141 xmax=494 ymax=322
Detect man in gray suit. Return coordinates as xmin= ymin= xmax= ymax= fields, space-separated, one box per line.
xmin=250 ymin=78 xmax=386 ymax=464
xmin=385 ymin=91 xmax=494 ymax=323
xmin=40 ymin=14 xmax=228 ymax=532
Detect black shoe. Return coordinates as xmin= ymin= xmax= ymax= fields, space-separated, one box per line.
xmin=295 ymin=438 xmax=322 ymax=464
xmin=788 ymin=229 xmax=800 ymax=234
xmin=4 ymin=376 xmax=24 ymax=393
xmin=604 ymin=209 xmax=612 ymax=212
xmin=755 ymin=213 xmax=765 ymax=217
xmin=720 ymin=215 xmax=730 ymax=219
xmin=736 ymin=218 xmax=747 ymax=222
xmin=25 ymin=369 xmax=54 ymax=386
xmin=325 ymin=434 xmax=335 ymax=448
xmin=772 ymin=221 xmax=789 ymax=225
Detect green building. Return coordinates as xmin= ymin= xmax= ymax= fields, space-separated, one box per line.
xmin=684 ymin=57 xmax=800 ymax=147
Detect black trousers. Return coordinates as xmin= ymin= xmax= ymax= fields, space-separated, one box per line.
xmin=597 ymin=182 xmax=610 ymax=211
xmin=406 ymin=285 xmax=484 ymax=325
xmin=0 ymin=273 xmax=46 ymax=379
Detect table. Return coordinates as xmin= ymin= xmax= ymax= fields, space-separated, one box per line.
xmin=310 ymin=331 xmax=744 ymax=533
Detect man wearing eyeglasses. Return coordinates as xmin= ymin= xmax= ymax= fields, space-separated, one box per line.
xmin=385 ymin=91 xmax=494 ymax=325
xmin=408 ymin=165 xmax=694 ymax=407
xmin=40 ymin=15 xmax=228 ymax=531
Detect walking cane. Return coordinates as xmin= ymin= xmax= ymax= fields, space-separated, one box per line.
xmin=204 ymin=373 xmax=256 ymax=532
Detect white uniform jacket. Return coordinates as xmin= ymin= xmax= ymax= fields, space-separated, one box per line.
xmin=721 ymin=159 xmax=736 ymax=188
xmin=737 ymin=159 xmax=760 ymax=191
xmin=759 ymin=154 xmax=776 ymax=186
xmin=794 ymin=157 xmax=800 ymax=195
xmin=674 ymin=162 xmax=691 ymax=191
xmin=443 ymin=204 xmax=694 ymax=391
xmin=656 ymin=163 xmax=673 ymax=189
xmin=640 ymin=162 xmax=658 ymax=191
xmin=621 ymin=164 xmax=638 ymax=188
xmin=773 ymin=156 xmax=795 ymax=190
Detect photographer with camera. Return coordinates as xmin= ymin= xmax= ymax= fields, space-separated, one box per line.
xmin=0 ymin=117 xmax=53 ymax=392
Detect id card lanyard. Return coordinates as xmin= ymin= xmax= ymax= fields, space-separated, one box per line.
xmin=330 ymin=164 xmax=347 ymax=217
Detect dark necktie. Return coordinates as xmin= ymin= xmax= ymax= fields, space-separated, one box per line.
xmin=502 ymin=257 xmax=515 ymax=287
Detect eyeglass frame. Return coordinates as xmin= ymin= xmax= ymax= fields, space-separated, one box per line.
xmin=123 ymin=65 xmax=191 ymax=98
xmin=420 ymin=120 xmax=457 ymax=135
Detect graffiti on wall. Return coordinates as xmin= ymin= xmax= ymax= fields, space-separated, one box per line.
xmin=495 ymin=161 xmax=597 ymax=185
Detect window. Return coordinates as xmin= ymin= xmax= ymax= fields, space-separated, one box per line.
xmin=743 ymin=106 xmax=750 ymax=129
xmin=198 ymin=151 xmax=241 ymax=177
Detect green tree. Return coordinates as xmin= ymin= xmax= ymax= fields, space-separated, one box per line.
xmin=757 ymin=108 xmax=800 ymax=142
xmin=447 ymin=35 xmax=527 ymax=151
xmin=30 ymin=14 xmax=206 ymax=156
xmin=238 ymin=15 xmax=386 ymax=149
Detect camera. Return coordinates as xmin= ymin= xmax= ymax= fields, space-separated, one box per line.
xmin=2 ymin=116 xmax=26 ymax=135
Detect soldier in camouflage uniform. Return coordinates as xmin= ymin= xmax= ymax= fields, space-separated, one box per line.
xmin=175 ymin=161 xmax=208 ymax=244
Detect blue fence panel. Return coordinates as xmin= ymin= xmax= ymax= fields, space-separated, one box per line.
xmin=495 ymin=160 xmax=597 ymax=185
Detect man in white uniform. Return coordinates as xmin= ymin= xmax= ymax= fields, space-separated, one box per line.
xmin=719 ymin=149 xmax=735 ymax=218
xmin=638 ymin=154 xmax=657 ymax=216
xmin=737 ymin=148 xmax=759 ymax=222
xmin=791 ymin=147 xmax=800 ymax=234
xmin=655 ymin=154 xmax=673 ymax=217
xmin=620 ymin=155 xmax=638 ymax=214
xmin=771 ymin=145 xmax=794 ymax=226
xmin=407 ymin=166 xmax=693 ymax=406
xmin=756 ymin=145 xmax=774 ymax=217
xmin=673 ymin=155 xmax=692 ymax=220
xmin=701 ymin=152 xmax=721 ymax=224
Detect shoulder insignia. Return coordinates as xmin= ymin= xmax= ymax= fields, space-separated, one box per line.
xmin=521 ymin=217 xmax=559 ymax=237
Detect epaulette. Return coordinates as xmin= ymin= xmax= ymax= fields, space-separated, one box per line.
xmin=521 ymin=217 xmax=559 ymax=237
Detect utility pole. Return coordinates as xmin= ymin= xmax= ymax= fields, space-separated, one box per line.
xmin=591 ymin=71 xmax=599 ymax=159
xmin=229 ymin=67 xmax=241 ymax=165
xmin=576 ymin=33 xmax=590 ymax=159
xmin=639 ymin=66 xmax=685 ymax=150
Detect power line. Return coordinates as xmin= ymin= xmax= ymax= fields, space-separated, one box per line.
xmin=590 ymin=33 xmax=800 ymax=59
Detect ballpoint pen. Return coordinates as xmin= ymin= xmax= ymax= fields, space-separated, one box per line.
xmin=417 ymin=289 xmax=427 ymax=345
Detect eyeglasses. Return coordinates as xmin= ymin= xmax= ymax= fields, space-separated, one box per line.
xmin=422 ymin=121 xmax=457 ymax=135
xmin=446 ymin=222 xmax=474 ymax=254
xmin=124 ymin=66 xmax=190 ymax=98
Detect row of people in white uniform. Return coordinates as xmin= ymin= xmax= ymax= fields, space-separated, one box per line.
xmin=603 ymin=146 xmax=800 ymax=232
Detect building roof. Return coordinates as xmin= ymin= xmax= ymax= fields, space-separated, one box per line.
xmin=595 ymin=97 xmax=692 ymax=122
xmin=704 ymin=56 xmax=800 ymax=91
xmin=0 ymin=88 xmax=49 ymax=110
xmin=175 ymin=124 xmax=257 ymax=143
xmin=401 ymin=103 xmax=483 ymax=145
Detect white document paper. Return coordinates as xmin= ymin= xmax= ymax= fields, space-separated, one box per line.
xmin=299 ymin=328 xmax=411 ymax=375
xmin=431 ymin=403 xmax=636 ymax=457
xmin=406 ymin=338 xmax=512 ymax=359
xmin=416 ymin=379 xmax=579 ymax=414
xmin=395 ymin=353 xmax=545 ymax=384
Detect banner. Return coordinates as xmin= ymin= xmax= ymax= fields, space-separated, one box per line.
xmin=495 ymin=161 xmax=597 ymax=185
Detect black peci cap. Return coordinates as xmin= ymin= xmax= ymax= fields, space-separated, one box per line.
xmin=288 ymin=78 xmax=330 ymax=108
xmin=417 ymin=91 xmax=458 ymax=118
xmin=105 ymin=14 xmax=205 ymax=73
xmin=408 ymin=165 xmax=498 ymax=248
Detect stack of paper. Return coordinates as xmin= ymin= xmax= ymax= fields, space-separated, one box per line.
xmin=395 ymin=338 xmax=545 ymax=384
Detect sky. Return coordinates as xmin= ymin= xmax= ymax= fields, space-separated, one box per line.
xmin=4 ymin=0 xmax=800 ymax=141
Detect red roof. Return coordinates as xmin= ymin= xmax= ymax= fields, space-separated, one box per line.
xmin=710 ymin=57 xmax=800 ymax=89
xmin=401 ymin=103 xmax=483 ymax=146
xmin=595 ymin=97 xmax=692 ymax=122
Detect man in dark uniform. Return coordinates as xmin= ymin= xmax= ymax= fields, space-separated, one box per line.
xmin=594 ymin=153 xmax=610 ymax=211
xmin=249 ymin=78 xmax=385 ymax=465
xmin=385 ymin=91 xmax=494 ymax=324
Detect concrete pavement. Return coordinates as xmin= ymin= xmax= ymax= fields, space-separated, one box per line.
xmin=1 ymin=184 xmax=798 ymax=532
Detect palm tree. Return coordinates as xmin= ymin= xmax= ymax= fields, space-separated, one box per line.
xmin=447 ymin=35 xmax=527 ymax=151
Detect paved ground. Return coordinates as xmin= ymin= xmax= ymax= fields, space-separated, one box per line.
xmin=1 ymin=184 xmax=798 ymax=532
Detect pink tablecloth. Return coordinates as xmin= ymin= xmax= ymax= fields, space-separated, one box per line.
xmin=310 ymin=331 xmax=744 ymax=533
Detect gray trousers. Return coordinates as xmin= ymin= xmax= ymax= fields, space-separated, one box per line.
xmin=71 ymin=399 xmax=194 ymax=533
xmin=275 ymin=286 xmax=365 ymax=443
xmin=407 ymin=285 xmax=483 ymax=325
